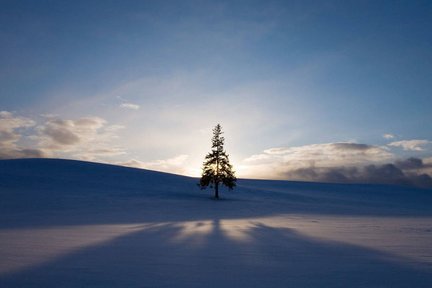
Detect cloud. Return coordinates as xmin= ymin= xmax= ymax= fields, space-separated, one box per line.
xmin=41 ymin=119 xmax=81 ymax=145
xmin=383 ymin=133 xmax=395 ymax=139
xmin=394 ymin=157 xmax=424 ymax=170
xmin=0 ymin=148 xmax=47 ymax=159
xmin=37 ymin=117 xmax=106 ymax=148
xmin=119 ymin=159 xmax=146 ymax=169
xmin=36 ymin=116 xmax=124 ymax=160
xmin=245 ymin=142 xmax=393 ymax=168
xmin=242 ymin=142 xmax=432 ymax=188
xmin=120 ymin=154 xmax=189 ymax=175
xmin=120 ymin=103 xmax=140 ymax=110
xmin=0 ymin=111 xmax=48 ymax=159
xmin=284 ymin=163 xmax=432 ymax=188
xmin=395 ymin=157 xmax=432 ymax=178
xmin=0 ymin=112 xmax=125 ymax=161
xmin=388 ymin=140 xmax=430 ymax=151
xmin=0 ymin=111 xmax=35 ymax=144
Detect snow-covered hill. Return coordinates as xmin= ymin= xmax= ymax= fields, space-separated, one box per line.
xmin=1 ymin=158 xmax=432 ymax=287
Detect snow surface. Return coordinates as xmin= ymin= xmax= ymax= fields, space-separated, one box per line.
xmin=1 ymin=158 xmax=432 ymax=287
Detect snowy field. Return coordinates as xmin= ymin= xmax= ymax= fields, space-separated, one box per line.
xmin=1 ymin=158 xmax=432 ymax=287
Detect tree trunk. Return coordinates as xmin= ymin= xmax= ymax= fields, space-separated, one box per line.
xmin=215 ymin=149 xmax=219 ymax=199
xmin=215 ymin=181 xmax=219 ymax=199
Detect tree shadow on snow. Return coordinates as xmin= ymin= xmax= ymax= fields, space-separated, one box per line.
xmin=1 ymin=218 xmax=432 ymax=288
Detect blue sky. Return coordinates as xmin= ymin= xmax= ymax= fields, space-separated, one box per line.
xmin=1 ymin=0 xmax=431 ymax=184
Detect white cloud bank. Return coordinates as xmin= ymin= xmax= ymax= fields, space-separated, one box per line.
xmin=0 ymin=111 xmax=47 ymax=158
xmin=36 ymin=115 xmax=126 ymax=160
xmin=241 ymin=142 xmax=432 ymax=188
xmin=0 ymin=111 xmax=125 ymax=161
xmin=244 ymin=142 xmax=393 ymax=172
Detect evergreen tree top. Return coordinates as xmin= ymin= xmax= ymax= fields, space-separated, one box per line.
xmin=211 ymin=124 xmax=225 ymax=150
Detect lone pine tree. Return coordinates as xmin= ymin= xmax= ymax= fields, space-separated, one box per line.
xmin=199 ymin=124 xmax=236 ymax=199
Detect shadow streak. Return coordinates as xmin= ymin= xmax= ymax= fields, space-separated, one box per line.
xmin=1 ymin=219 xmax=432 ymax=288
